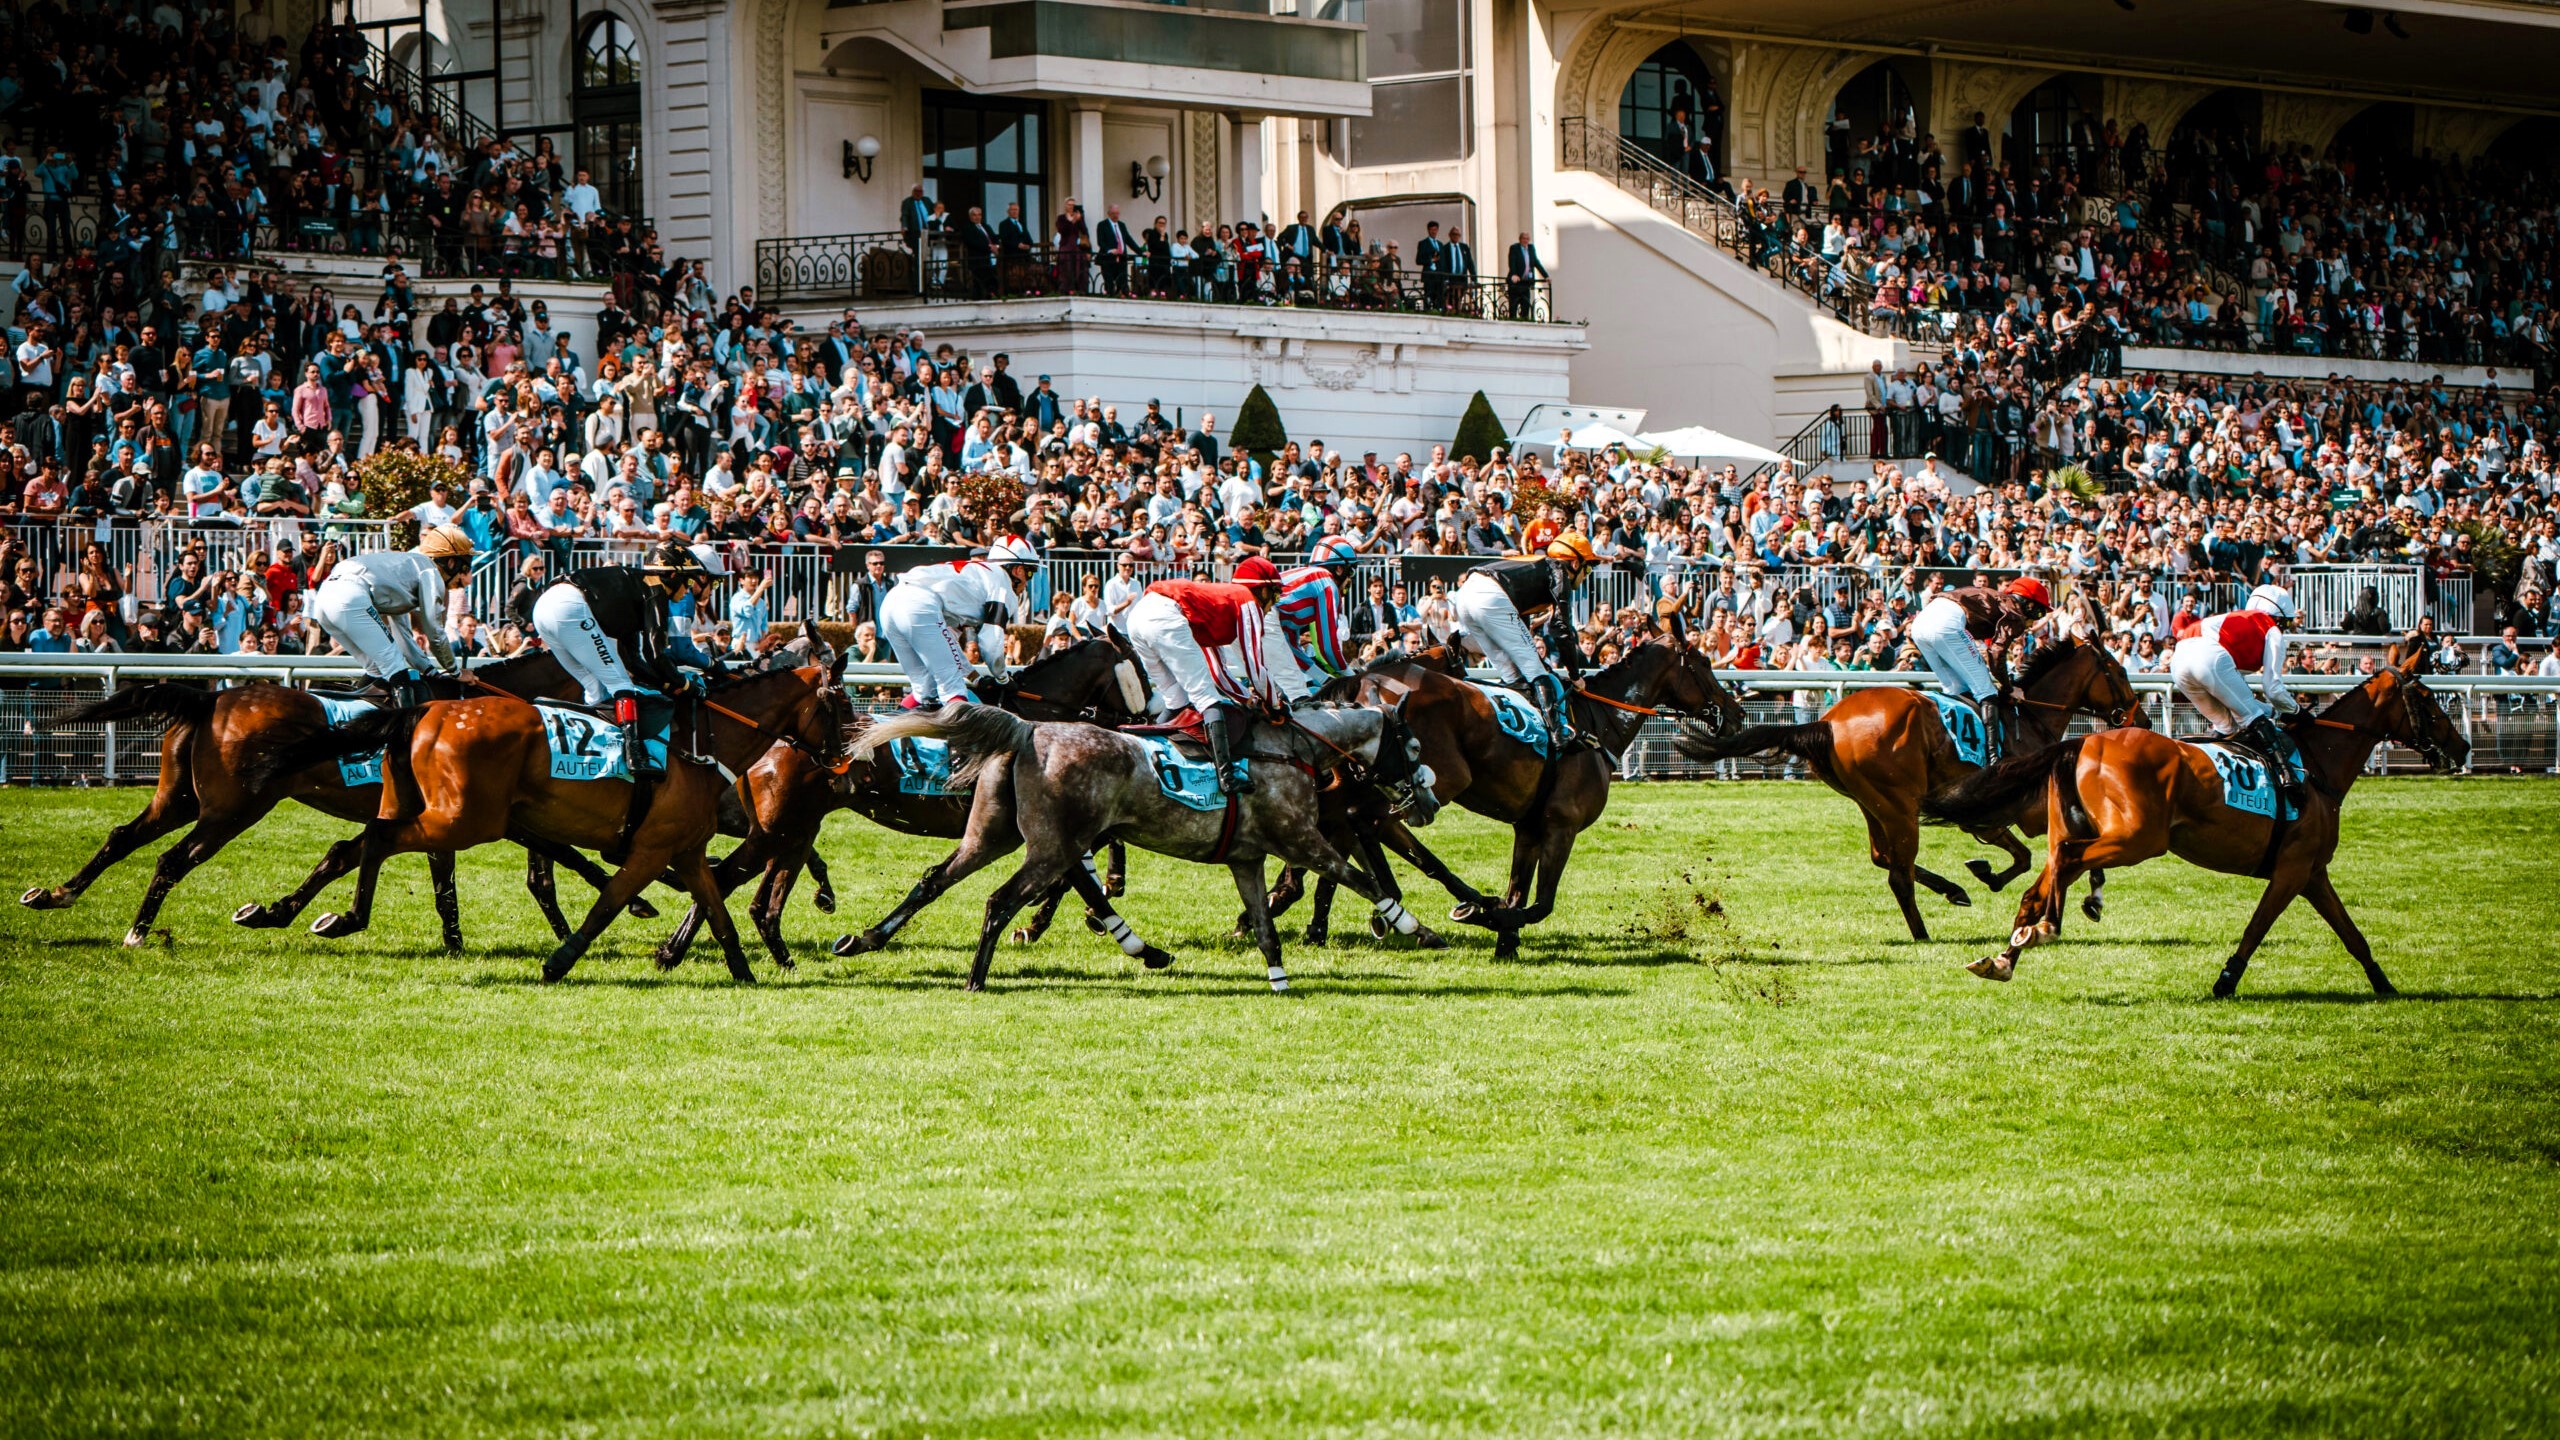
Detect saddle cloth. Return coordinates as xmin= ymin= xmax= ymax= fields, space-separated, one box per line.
xmin=882 ymin=735 xmax=970 ymax=796
xmin=1929 ymin=691 xmax=1990 ymax=767
xmin=1132 ymin=733 xmax=1230 ymax=812
xmin=2194 ymin=740 xmax=2302 ymax=821
xmin=315 ymin=694 xmax=383 ymax=787
xmin=1472 ymin=681 xmax=1550 ymax=758
xmin=536 ymin=699 xmax=672 ymax=783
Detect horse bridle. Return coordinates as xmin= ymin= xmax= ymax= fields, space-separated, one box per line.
xmin=699 ymin=683 xmax=855 ymax=775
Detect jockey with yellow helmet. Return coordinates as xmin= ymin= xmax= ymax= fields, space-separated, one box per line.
xmin=1908 ymin=574 xmax=2053 ymax=754
xmin=309 ymin=524 xmax=476 ymax=705
xmin=1451 ymin=530 xmax=1601 ymax=751
xmin=527 ymin=538 xmax=729 ymax=774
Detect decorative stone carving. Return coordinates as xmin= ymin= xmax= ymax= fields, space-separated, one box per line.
xmin=2413 ymin=105 xmax=2524 ymax=162
xmin=1928 ymin=58 xmax=2054 ymax=148
xmin=2259 ymin=92 xmax=2368 ymax=154
xmin=1187 ymin=112 xmax=1221 ymax=234
xmin=756 ymin=0 xmax=791 ymax=240
xmin=2101 ymin=76 xmax=2216 ymax=144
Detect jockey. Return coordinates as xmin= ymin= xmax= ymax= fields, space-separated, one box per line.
xmin=1267 ymin=535 xmax=1358 ymax=703
xmin=1909 ymin=574 xmax=2052 ymax=752
xmin=2170 ymin=583 xmax=2304 ymax=804
xmin=1451 ymin=532 xmax=1598 ymax=751
xmin=878 ymin=537 xmax=1037 ymax=708
xmin=309 ymin=525 xmax=475 ymax=706
xmin=528 ymin=538 xmax=728 ymax=774
xmin=1125 ymin=555 xmax=1287 ymax=793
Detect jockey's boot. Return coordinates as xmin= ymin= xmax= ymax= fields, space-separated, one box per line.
xmin=1977 ymin=693 xmax=2009 ymax=762
xmin=2242 ymin=715 xmax=2303 ymax=810
xmin=391 ymin=668 xmax=433 ymax=710
xmin=615 ymin=692 xmax=660 ymax=777
xmin=1533 ymin=673 xmax=1591 ymax=752
xmin=1211 ymin=703 xmax=1254 ymax=795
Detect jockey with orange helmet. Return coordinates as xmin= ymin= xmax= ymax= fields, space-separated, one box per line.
xmin=1123 ymin=555 xmax=1288 ymax=793
xmin=1909 ymin=574 xmax=2053 ymax=751
xmin=1451 ymin=531 xmax=1600 ymax=751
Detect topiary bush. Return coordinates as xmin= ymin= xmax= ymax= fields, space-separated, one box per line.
xmin=355 ymin=449 xmax=474 ymax=546
xmin=1228 ymin=384 xmax=1288 ymax=476
xmin=1451 ymin=390 xmax=1508 ymax=463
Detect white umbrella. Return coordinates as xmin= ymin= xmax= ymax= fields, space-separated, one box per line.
xmin=1634 ymin=425 xmax=1789 ymax=465
xmin=1511 ymin=421 xmax=1644 ymax=451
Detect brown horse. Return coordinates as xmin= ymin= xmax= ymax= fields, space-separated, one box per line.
xmin=268 ymin=664 xmax=846 ymax=982
xmin=656 ymin=635 xmax=1153 ymax=968
xmin=1920 ymin=640 xmax=2468 ymax=995
xmin=1281 ymin=617 xmax=1749 ymax=959
xmin=20 ymin=653 xmax=641 ymax=949
xmin=1673 ymin=636 xmax=2144 ymax=939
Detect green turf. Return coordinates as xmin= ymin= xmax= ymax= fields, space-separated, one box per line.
xmin=2 ymin=778 xmax=2556 ymax=1437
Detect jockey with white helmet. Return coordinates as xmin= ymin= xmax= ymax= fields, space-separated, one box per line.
xmin=878 ymin=537 xmax=1037 ymax=708
xmin=2170 ymin=582 xmax=2304 ymax=802
xmin=311 ymin=524 xmax=476 ymax=705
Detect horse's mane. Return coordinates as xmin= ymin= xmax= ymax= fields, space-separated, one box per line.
xmin=1583 ymin=636 xmax=1669 ymax=694
xmin=2013 ymin=636 xmax=2086 ymax=692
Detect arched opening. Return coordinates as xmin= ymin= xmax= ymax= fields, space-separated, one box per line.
xmin=1827 ymin=59 xmax=1926 ymax=185
xmin=2006 ymin=74 xmax=2100 ymax=178
xmin=2332 ymin=101 xmax=2414 ymax=187
xmin=2486 ymin=117 xmax=2560 ymax=185
xmin=1618 ymin=41 xmax=1723 ymax=187
xmin=2168 ymin=88 xmax=2261 ymax=167
xmin=574 ymin=13 xmax=644 ymax=217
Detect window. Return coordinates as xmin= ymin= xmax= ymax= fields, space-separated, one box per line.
xmin=923 ymin=92 xmax=1046 ymax=232
xmin=574 ymin=14 xmax=643 ymax=216
xmin=1619 ymin=43 xmax=1720 ymax=175
xmin=1326 ymin=0 xmax=1469 ymax=168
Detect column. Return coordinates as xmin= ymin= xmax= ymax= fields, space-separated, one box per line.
xmin=1231 ymin=116 xmax=1265 ymax=229
xmin=1070 ymin=107 xmax=1106 ymax=216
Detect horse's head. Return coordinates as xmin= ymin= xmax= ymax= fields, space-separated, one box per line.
xmin=1367 ymin=699 xmax=1442 ymax=825
xmin=1655 ymin=606 xmax=1747 ymax=737
xmin=2022 ymin=637 xmax=2144 ymax=729
xmin=2373 ymin=667 xmax=2468 ymax=773
xmin=1013 ymin=635 xmax=1151 ymax=723
xmin=782 ymin=662 xmax=855 ymax=772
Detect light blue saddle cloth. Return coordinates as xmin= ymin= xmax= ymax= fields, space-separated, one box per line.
xmin=537 ymin=700 xmax=671 ymax=782
xmin=1929 ymin=691 xmax=1989 ymax=767
xmin=315 ymin=694 xmax=383 ymax=786
xmin=1132 ymin=733 xmax=1230 ymax=812
xmin=2195 ymin=741 xmax=2302 ymax=821
xmin=884 ymin=736 xmax=970 ymax=796
xmin=1472 ymin=681 xmax=1550 ymax=758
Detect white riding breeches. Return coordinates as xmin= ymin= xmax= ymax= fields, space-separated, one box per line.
xmin=312 ymin=576 xmax=435 ymax=680
xmin=1910 ymin=597 xmax=1996 ymax=702
xmin=2170 ymin=636 xmax=2265 ymax=732
xmin=878 ymin=582 xmax=975 ymax=706
xmin=531 ymin=583 xmax=640 ymax=705
xmin=1262 ymin=608 xmax=1313 ymax=705
xmin=1451 ymin=573 xmax=1548 ymax=686
xmin=1127 ymin=591 xmax=1242 ymax=715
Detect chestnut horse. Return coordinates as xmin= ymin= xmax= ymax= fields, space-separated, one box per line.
xmin=266 ymin=663 xmax=846 ymax=983
xmin=1276 ymin=617 xmax=1749 ymax=959
xmin=1921 ymin=640 xmax=2467 ymax=995
xmin=1673 ymin=636 xmax=2143 ymax=940
xmin=21 ymin=654 xmax=640 ymax=949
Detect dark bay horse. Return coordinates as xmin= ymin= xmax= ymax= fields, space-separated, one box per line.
xmin=855 ymin=701 xmax=1434 ymax=991
xmin=19 ymin=653 xmax=639 ymax=949
xmin=1921 ymin=639 xmax=2467 ymax=994
xmin=1674 ymin=635 xmax=2143 ymax=939
xmin=264 ymin=664 xmax=846 ymax=982
xmin=656 ymin=635 xmax=1153 ymax=968
xmin=1278 ymin=617 xmax=1748 ymax=959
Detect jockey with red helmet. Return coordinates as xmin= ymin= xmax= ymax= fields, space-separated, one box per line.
xmin=1907 ymin=574 xmax=2054 ymax=752
xmin=1124 ymin=556 xmax=1288 ymax=793
xmin=2170 ymin=583 xmax=2305 ymax=805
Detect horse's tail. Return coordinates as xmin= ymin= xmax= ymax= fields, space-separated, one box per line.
xmin=63 ymin=680 xmax=218 ymax=728
xmin=856 ymin=702 xmax=1034 ymax=792
xmin=1675 ymin=718 xmax=1834 ymax=778
xmin=240 ymin=706 xmax=421 ymax=795
xmin=1921 ymin=738 xmax=2083 ymax=829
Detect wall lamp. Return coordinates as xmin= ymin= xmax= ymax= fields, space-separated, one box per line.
xmin=843 ymin=134 xmax=881 ymax=182
xmin=1131 ymin=154 xmax=1169 ymax=201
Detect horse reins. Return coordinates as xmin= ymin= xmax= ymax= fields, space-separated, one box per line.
xmin=699 ymin=691 xmax=855 ymax=775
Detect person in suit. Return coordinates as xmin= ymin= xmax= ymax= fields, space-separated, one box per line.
xmin=1505 ymin=232 xmax=1548 ymax=320
xmin=1276 ymin=209 xmax=1319 ymax=298
xmin=957 ymin=205 xmax=998 ymax=297
xmin=1351 ymin=575 xmax=1400 ymax=650
xmin=1416 ymin=221 xmax=1447 ymax=310
xmin=1094 ymin=203 xmax=1138 ymax=296
xmin=1053 ymin=199 xmax=1090 ymax=293
xmin=996 ymin=201 xmax=1035 ymax=265
xmin=1440 ymin=227 xmax=1476 ymax=312
xmin=1782 ymin=164 xmax=1816 ymax=221
xmin=1144 ymin=216 xmax=1175 ymax=296
xmin=899 ymin=184 xmax=934 ymax=295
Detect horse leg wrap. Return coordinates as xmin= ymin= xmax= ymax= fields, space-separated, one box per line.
xmin=1101 ymin=912 xmax=1149 ymax=958
xmin=1374 ymin=898 xmax=1421 ymax=935
xmin=1267 ymin=965 xmax=1290 ymax=992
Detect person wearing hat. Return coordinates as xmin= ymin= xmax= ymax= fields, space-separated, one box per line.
xmin=1126 ymin=555 xmax=1288 ymax=792
xmin=1907 ymin=573 xmax=2052 ymax=757
xmin=528 ymin=538 xmax=730 ymax=773
xmin=877 ymin=537 xmax=1038 ymax=709
xmin=309 ymin=523 xmax=476 ymax=706
xmin=1267 ymin=535 xmax=1360 ymax=702
xmin=1451 ymin=531 xmax=1601 ymax=751
xmin=2171 ymin=582 xmax=2305 ymax=807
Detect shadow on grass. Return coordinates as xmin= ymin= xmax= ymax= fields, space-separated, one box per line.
xmin=2062 ymin=988 xmax=2560 ymax=1006
xmin=462 ymin=964 xmax=1634 ymax=999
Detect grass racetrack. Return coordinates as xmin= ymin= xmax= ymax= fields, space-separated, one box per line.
xmin=4 ymin=777 xmax=2558 ymax=1437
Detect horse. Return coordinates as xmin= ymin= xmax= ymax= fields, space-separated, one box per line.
xmin=654 ymin=634 xmax=1154 ymax=969
xmin=853 ymin=700 xmax=1437 ymax=992
xmin=1270 ymin=614 xmax=1747 ymax=959
xmin=19 ymin=653 xmax=647 ymax=950
xmin=1919 ymin=639 xmax=2468 ymax=994
xmin=1672 ymin=635 xmax=2143 ymax=939
xmin=258 ymin=663 xmax=847 ymax=983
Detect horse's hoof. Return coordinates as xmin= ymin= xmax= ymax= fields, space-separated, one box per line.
xmin=1369 ymin=913 xmax=1389 ymax=939
xmin=20 ymin=886 xmax=61 ymax=910
xmin=121 ymin=927 xmax=149 ymax=949
xmin=833 ymin=932 xmax=881 ymax=958
xmin=311 ymin=913 xmax=355 ymax=939
xmin=1494 ymin=934 xmax=1521 ymax=961
xmin=1945 ymin=889 xmax=1972 ymax=909
xmin=1105 ymin=880 xmax=1125 ymax=899
xmin=652 ymin=946 xmax=684 ymax=972
xmin=1010 ymin=927 xmax=1033 ymax=946
xmin=1302 ymin=926 xmax=1329 ymax=947
xmin=231 ymin=903 xmax=270 ymax=927
xmin=541 ymin=957 xmax=576 ymax=984
xmin=442 ymin=935 xmax=464 ymax=956
xmin=963 ymin=979 xmax=986 ymax=993
xmin=626 ymin=897 xmax=659 ymax=920
xmin=1966 ymin=954 xmax=2014 ymax=982
xmin=1413 ymin=926 xmax=1449 ymax=951
xmin=1140 ymin=946 xmax=1176 ymax=970
xmin=2211 ymin=971 xmax=2240 ymax=999
xmin=1084 ymin=911 xmax=1108 ymax=935
xmin=811 ymin=889 xmax=837 ymax=915
xmin=2081 ymin=895 xmax=2104 ymax=923
xmin=1964 ymin=859 xmax=2002 ymax=889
